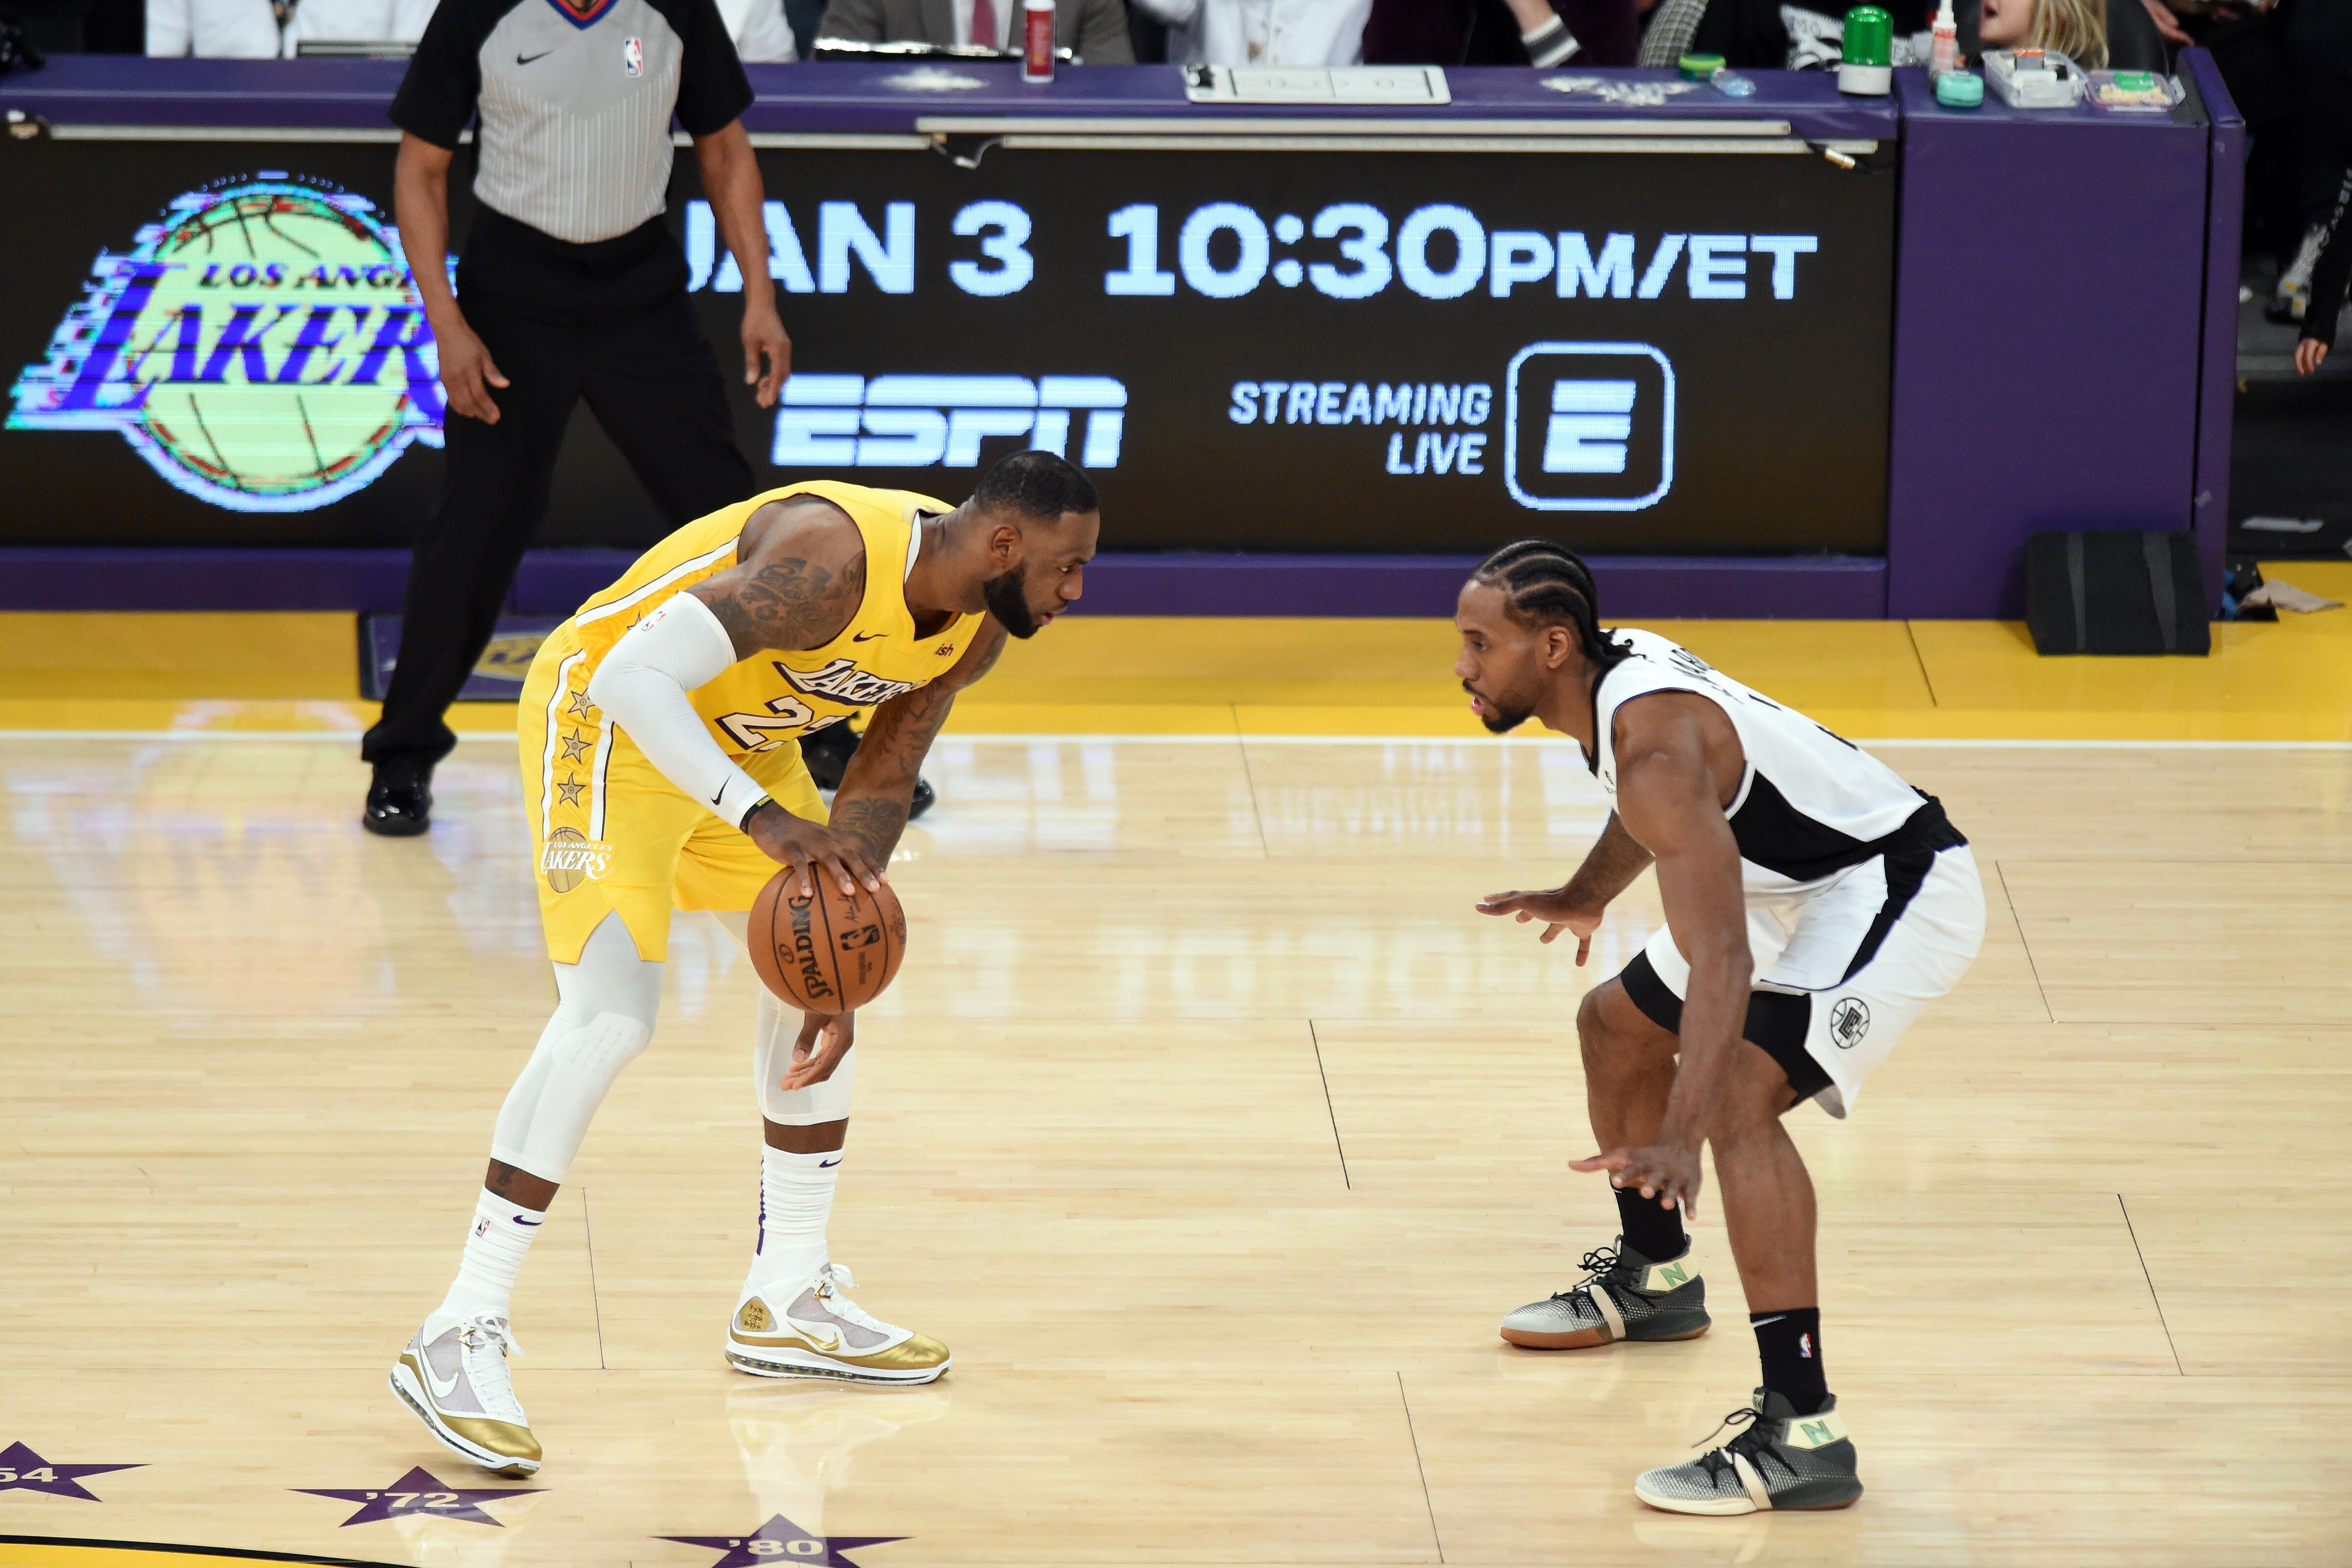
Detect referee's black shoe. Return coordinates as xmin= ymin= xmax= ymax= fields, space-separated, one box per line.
xmin=363 ymin=756 xmax=434 ymax=837
xmin=798 ymin=725 xmax=937 ymax=821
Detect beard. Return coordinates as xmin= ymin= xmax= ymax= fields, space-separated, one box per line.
xmin=982 ymin=562 xmax=1043 ymax=639
xmin=1468 ymin=682 xmax=1535 ymax=734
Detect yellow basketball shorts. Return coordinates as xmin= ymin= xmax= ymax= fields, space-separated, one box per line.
xmin=518 ymin=624 xmax=826 ymax=965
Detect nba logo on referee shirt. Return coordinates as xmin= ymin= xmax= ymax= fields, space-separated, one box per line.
xmin=1503 ymin=343 xmax=1675 ymax=512
xmin=622 ymin=36 xmax=644 ymax=75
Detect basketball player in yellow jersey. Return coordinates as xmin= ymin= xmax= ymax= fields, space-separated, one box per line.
xmin=390 ymin=452 xmax=1100 ymax=1476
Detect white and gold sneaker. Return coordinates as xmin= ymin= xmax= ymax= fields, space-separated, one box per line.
xmin=726 ymin=1263 xmax=951 ymax=1385
xmin=390 ymin=1314 xmax=542 ymax=1477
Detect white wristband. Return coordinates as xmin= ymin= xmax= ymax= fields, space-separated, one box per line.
xmin=586 ymin=592 xmax=769 ymax=829
xmin=1523 ymin=15 xmax=1578 ymax=65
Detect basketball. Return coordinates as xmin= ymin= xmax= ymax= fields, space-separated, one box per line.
xmin=747 ymin=867 xmax=907 ymax=1014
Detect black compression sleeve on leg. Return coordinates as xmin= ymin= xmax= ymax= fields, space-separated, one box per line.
xmin=1752 ymin=1307 xmax=1828 ymax=1416
xmin=1613 ymin=1180 xmax=1689 ymax=1263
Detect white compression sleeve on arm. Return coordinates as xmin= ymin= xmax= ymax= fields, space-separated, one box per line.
xmin=585 ymin=592 xmax=770 ymax=828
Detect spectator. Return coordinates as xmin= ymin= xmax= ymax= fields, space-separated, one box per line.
xmin=1132 ymin=0 xmax=1370 ymax=65
xmin=1978 ymin=0 xmax=2105 ymax=66
xmin=2293 ymin=0 xmax=2350 ymax=367
xmin=146 ymin=0 xmax=278 ymax=55
xmin=783 ymin=0 xmax=820 ymax=50
xmin=2299 ymin=171 xmax=2347 ymax=374
xmin=361 ymin=0 xmax=788 ymax=834
xmin=1634 ymin=0 xmax=1927 ymax=72
xmin=718 ymin=0 xmax=797 ymax=57
xmin=285 ymin=0 xmax=439 ymax=50
xmin=1363 ymin=0 xmax=1635 ymax=66
xmin=149 ymin=0 xmax=440 ymax=54
xmin=814 ymin=0 xmax=1134 ymax=60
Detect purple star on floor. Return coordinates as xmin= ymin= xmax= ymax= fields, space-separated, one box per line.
xmin=660 ymin=1513 xmax=905 ymax=1568
xmin=297 ymin=1465 xmax=543 ymax=1526
xmin=0 ymin=1440 xmax=143 ymax=1501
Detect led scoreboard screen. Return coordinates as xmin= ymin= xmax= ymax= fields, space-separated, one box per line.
xmin=0 ymin=137 xmax=1894 ymax=554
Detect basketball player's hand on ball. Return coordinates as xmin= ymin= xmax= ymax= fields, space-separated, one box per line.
xmin=1572 ymin=1142 xmax=1703 ymax=1220
xmin=780 ymin=1010 xmax=853 ymax=1089
xmin=747 ymin=803 xmax=886 ymax=896
xmin=1476 ymin=887 xmax=1606 ymax=964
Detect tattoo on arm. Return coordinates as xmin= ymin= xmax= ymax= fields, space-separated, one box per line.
xmin=827 ymin=680 xmax=960 ymax=863
xmin=1564 ymin=813 xmax=1657 ymax=907
xmin=694 ymin=546 xmax=866 ymax=656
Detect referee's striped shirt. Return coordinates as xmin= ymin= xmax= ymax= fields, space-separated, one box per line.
xmin=392 ymin=0 xmax=751 ymax=245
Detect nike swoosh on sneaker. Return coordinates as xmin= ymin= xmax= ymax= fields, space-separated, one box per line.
xmin=422 ymin=1349 xmax=462 ymax=1401
xmin=784 ymin=1319 xmax=843 ymax=1353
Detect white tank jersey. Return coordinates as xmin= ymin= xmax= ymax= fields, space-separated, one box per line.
xmin=1590 ymin=628 xmax=1964 ymax=897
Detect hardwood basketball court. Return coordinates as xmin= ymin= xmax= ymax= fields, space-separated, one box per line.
xmin=3 ymin=597 xmax=2349 ymax=1567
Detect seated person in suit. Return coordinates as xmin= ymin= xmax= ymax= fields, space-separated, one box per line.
xmin=815 ymin=0 xmax=1135 ymax=59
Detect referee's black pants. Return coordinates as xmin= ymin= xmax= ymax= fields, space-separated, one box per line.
xmin=363 ymin=208 xmax=754 ymax=767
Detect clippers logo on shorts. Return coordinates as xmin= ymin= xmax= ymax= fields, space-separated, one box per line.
xmin=1828 ymin=996 xmax=1870 ymax=1048
xmin=772 ymin=374 xmax=1127 ymax=470
xmin=622 ymin=36 xmax=644 ymax=75
xmin=1502 ymin=343 xmax=1675 ymax=512
xmin=541 ymin=826 xmax=614 ymax=893
xmin=8 ymin=178 xmax=446 ymax=513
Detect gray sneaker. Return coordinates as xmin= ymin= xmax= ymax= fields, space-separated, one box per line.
xmin=1499 ymin=1239 xmax=1709 ymax=1349
xmin=1634 ymin=1390 xmax=1862 ymax=1515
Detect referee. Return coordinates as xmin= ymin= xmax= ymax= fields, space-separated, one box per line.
xmin=363 ymin=0 xmax=788 ymax=834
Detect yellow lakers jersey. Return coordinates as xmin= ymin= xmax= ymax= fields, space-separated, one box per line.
xmin=552 ymin=481 xmax=985 ymax=761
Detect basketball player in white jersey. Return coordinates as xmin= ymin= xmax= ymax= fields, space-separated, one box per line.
xmin=1459 ymin=539 xmax=1985 ymax=1515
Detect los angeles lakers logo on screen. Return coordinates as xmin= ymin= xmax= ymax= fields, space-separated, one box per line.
xmin=541 ymin=827 xmax=614 ymax=893
xmin=6 ymin=176 xmax=446 ymax=512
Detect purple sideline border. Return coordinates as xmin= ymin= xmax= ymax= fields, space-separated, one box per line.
xmin=0 ymin=547 xmax=1885 ymax=619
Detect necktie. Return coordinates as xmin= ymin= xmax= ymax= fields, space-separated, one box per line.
xmin=972 ymin=0 xmax=997 ymax=49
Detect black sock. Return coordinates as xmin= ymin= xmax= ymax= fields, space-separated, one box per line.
xmin=1612 ymin=1182 xmax=1688 ymax=1264
xmin=1752 ymin=1308 xmax=1828 ymax=1417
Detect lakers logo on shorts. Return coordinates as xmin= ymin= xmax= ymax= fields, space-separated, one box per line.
xmin=541 ymin=826 xmax=613 ymax=893
xmin=1828 ymin=996 xmax=1870 ymax=1048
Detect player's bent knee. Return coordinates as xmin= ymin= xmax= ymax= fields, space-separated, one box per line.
xmin=491 ymin=1011 xmax=656 ymax=1184
xmin=1579 ymin=979 xmax=1676 ymax=1072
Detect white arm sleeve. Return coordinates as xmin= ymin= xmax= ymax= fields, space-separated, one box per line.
xmin=586 ymin=593 xmax=774 ymax=830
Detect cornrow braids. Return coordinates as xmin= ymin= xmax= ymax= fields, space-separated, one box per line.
xmin=1471 ymin=538 xmax=1634 ymax=673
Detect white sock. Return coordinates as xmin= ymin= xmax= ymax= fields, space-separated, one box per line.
xmin=747 ymin=1146 xmax=839 ymax=1294
xmin=435 ymin=1189 xmax=547 ymax=1325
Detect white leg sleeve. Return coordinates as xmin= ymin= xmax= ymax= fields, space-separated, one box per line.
xmin=714 ymin=911 xmax=855 ymax=1126
xmin=490 ymin=912 xmax=662 ymax=1184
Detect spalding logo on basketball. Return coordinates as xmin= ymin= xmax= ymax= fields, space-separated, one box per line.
xmin=1828 ymin=996 xmax=1870 ymax=1048
xmin=8 ymin=177 xmax=446 ymax=513
xmin=749 ymin=870 xmax=907 ymax=1014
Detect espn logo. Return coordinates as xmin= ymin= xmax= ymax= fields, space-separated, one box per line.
xmin=1503 ymin=343 xmax=1676 ymax=512
xmin=772 ymin=375 xmax=1127 ymax=469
